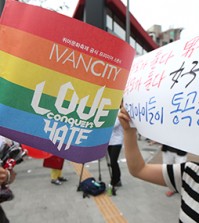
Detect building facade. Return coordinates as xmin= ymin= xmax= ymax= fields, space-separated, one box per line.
xmin=75 ymin=0 xmax=158 ymax=55
xmin=147 ymin=24 xmax=183 ymax=46
xmin=0 ymin=0 xmax=159 ymax=55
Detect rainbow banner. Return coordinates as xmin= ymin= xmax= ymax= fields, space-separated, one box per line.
xmin=0 ymin=0 xmax=135 ymax=163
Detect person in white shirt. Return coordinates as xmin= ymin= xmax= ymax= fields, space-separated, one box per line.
xmin=107 ymin=114 xmax=123 ymax=187
xmin=107 ymin=99 xmax=124 ymax=187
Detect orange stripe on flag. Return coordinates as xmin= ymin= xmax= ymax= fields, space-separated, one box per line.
xmin=0 ymin=25 xmax=129 ymax=90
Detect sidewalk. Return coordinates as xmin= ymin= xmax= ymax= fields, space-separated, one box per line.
xmin=3 ymin=138 xmax=197 ymax=223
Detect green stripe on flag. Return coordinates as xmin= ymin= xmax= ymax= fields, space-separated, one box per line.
xmin=0 ymin=78 xmax=118 ymax=127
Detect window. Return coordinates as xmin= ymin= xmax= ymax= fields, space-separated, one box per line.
xmin=106 ymin=14 xmax=113 ymax=30
xmin=113 ymin=21 xmax=125 ymax=40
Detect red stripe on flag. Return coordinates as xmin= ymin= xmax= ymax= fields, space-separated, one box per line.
xmin=0 ymin=26 xmax=129 ymax=90
xmin=1 ymin=0 xmax=135 ymax=70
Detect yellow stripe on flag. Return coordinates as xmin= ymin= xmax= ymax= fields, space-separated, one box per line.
xmin=0 ymin=51 xmax=123 ymax=108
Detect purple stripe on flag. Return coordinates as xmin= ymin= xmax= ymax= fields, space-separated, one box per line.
xmin=0 ymin=127 xmax=108 ymax=163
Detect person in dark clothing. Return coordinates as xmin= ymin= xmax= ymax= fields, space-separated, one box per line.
xmin=161 ymin=145 xmax=187 ymax=158
xmin=0 ymin=205 xmax=9 ymax=223
xmin=0 ymin=136 xmax=17 ymax=223
xmin=0 ymin=166 xmax=15 ymax=223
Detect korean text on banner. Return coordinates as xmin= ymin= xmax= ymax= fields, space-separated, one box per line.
xmin=0 ymin=0 xmax=135 ymax=163
xmin=124 ymin=35 xmax=199 ymax=155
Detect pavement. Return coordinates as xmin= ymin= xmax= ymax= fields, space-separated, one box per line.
xmin=2 ymin=137 xmax=199 ymax=223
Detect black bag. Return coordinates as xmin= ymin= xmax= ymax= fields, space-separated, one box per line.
xmin=78 ymin=177 xmax=106 ymax=198
xmin=0 ymin=185 xmax=14 ymax=203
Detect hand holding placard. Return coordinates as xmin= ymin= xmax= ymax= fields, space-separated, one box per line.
xmin=124 ymin=35 xmax=199 ymax=155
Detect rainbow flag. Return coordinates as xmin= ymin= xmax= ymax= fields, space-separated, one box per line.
xmin=0 ymin=0 xmax=135 ymax=163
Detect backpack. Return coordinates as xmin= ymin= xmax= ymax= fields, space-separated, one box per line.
xmin=78 ymin=177 xmax=106 ymax=198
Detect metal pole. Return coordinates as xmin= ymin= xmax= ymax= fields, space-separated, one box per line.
xmin=126 ymin=0 xmax=130 ymax=43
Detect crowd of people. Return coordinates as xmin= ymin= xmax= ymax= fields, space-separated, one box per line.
xmin=1 ymin=1 xmax=199 ymax=223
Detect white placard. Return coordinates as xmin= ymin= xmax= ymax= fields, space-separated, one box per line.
xmin=124 ymin=35 xmax=199 ymax=155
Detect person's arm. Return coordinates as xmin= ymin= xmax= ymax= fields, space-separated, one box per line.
xmin=118 ymin=107 xmax=166 ymax=186
xmin=0 ymin=167 xmax=16 ymax=185
xmin=0 ymin=167 xmax=8 ymax=185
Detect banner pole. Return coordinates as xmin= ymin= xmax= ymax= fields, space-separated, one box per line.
xmin=126 ymin=0 xmax=130 ymax=43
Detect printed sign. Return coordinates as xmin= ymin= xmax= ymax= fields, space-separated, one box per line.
xmin=0 ymin=0 xmax=135 ymax=163
xmin=124 ymin=35 xmax=199 ymax=155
